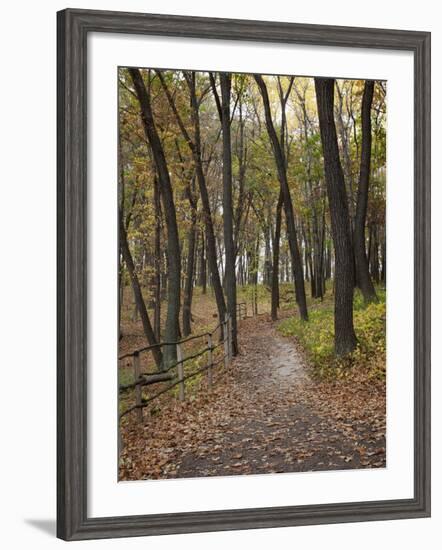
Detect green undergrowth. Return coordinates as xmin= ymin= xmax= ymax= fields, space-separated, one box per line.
xmin=278 ymin=287 xmax=386 ymax=380
xmin=235 ymin=281 xmax=335 ymax=313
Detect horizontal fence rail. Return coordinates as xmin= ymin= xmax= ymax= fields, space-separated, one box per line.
xmin=119 ymin=314 xmax=233 ymax=424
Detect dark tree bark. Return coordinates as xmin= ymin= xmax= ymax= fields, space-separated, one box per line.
xmin=263 ymin=221 xmax=272 ymax=287
xmin=325 ymin=239 xmax=332 ymax=281
xmin=354 ymin=80 xmax=378 ymax=303
xmin=182 ymin=222 xmax=196 ymax=336
xmin=310 ymin=192 xmax=326 ymax=300
xmin=198 ymin=229 xmax=207 ymax=293
xmin=233 ymin=97 xmax=248 ymax=259
xmin=153 ymin=175 xmax=161 ymax=341
xmin=119 ymin=219 xmax=162 ymax=367
xmin=335 ymin=82 xmax=356 ymax=221
xmin=370 ymin=224 xmax=380 ymax=283
xmin=302 ymin=223 xmax=315 ymax=298
xmin=129 ymin=68 xmax=181 ymax=368
xmin=254 ymin=75 xmax=308 ymax=321
xmin=271 ymin=189 xmax=283 ymax=320
xmin=157 ymin=70 xmax=227 ymax=324
xmin=295 ymin=84 xmax=325 ymax=301
xmin=174 ymin=139 xmax=198 ymax=337
xmin=219 ymin=73 xmax=238 ymax=354
xmin=182 ymin=176 xmax=198 ymax=337
xmin=315 ymin=78 xmax=357 ymax=356
xmin=118 ymin=135 xmax=125 ymax=341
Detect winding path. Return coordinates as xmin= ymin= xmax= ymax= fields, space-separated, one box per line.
xmin=175 ymin=315 xmax=383 ymax=477
xmin=120 ymin=313 xmax=386 ymax=480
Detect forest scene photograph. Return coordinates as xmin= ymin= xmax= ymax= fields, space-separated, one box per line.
xmin=118 ymin=67 xmax=387 ymax=481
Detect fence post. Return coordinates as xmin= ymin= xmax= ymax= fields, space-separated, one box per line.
xmin=133 ymin=351 xmax=143 ymax=423
xmin=223 ymin=313 xmax=229 ymax=368
xmin=207 ymin=333 xmax=213 ymax=387
xmin=176 ymin=343 xmax=185 ymax=401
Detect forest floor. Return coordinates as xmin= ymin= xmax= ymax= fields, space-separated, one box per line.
xmin=119 ymin=309 xmax=386 ymax=480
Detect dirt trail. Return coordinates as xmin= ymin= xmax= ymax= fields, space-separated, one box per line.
xmin=120 ymin=314 xmax=386 ymax=480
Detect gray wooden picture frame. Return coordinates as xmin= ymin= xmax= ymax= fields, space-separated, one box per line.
xmin=57 ymin=8 xmax=431 ymax=541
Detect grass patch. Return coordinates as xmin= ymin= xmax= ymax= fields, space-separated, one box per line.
xmin=278 ymin=287 xmax=386 ymax=380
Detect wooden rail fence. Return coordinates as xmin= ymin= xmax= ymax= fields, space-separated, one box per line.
xmin=119 ymin=313 xmax=233 ymax=424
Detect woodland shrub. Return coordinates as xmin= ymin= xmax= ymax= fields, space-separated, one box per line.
xmin=278 ymin=288 xmax=386 ymax=379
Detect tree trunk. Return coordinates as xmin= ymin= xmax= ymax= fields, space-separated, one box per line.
xmin=315 ymin=78 xmax=357 ymax=356
xmin=118 ymin=136 xmax=125 ymax=341
xmin=233 ymin=99 xmax=248 ymax=259
xmin=129 ymin=68 xmax=181 ymax=368
xmin=325 ymin=240 xmax=332 ymax=280
xmin=182 ymin=217 xmax=196 ymax=337
xmin=118 ymin=266 xmax=124 ymax=341
xmin=182 ymin=178 xmax=198 ymax=337
xmin=219 ymin=73 xmax=238 ymax=355
xmin=157 ymin=70 xmax=226 ymax=324
xmin=199 ymin=230 xmax=207 ymax=293
xmin=371 ymin=225 xmax=380 ymax=283
xmin=380 ymin=228 xmax=386 ymax=284
xmin=263 ymin=225 xmax=272 ymax=287
xmin=354 ymin=80 xmax=378 ymax=303
xmin=153 ymin=176 xmax=161 ymax=341
xmin=254 ymin=75 xmax=308 ymax=321
xmin=271 ymin=189 xmax=283 ymax=320
xmin=119 ymin=220 xmax=162 ymax=367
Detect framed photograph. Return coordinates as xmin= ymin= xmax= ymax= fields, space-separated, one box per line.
xmin=57 ymin=8 xmax=431 ymax=541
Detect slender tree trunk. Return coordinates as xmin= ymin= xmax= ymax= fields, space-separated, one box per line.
xmin=182 ymin=216 xmax=196 ymax=337
xmin=153 ymin=176 xmax=161 ymax=340
xmin=182 ymin=178 xmax=198 ymax=337
xmin=118 ymin=266 xmax=124 ymax=341
xmin=219 ymin=73 xmax=238 ymax=354
xmin=335 ymin=82 xmax=356 ymax=220
xmin=325 ymin=240 xmax=332 ymax=280
xmin=271 ymin=189 xmax=283 ymax=320
xmin=233 ymin=100 xmax=247 ymax=259
xmin=354 ymin=80 xmax=378 ymax=303
xmin=315 ymin=78 xmax=357 ymax=356
xmin=199 ymin=230 xmax=207 ymax=293
xmin=263 ymin=226 xmax=272 ymax=286
xmin=129 ymin=68 xmax=181 ymax=368
xmin=371 ymin=225 xmax=380 ymax=283
xmin=191 ymin=111 xmax=226 ymax=319
xmin=254 ymin=75 xmax=308 ymax=321
xmin=253 ymin=234 xmax=260 ymax=315
xmin=157 ymin=70 xmax=226 ymax=324
xmin=118 ymin=136 xmax=125 ymax=341
xmin=193 ymin=163 xmax=226 ymax=324
xmin=120 ymin=220 xmax=162 ymax=367
xmin=311 ymin=198 xmax=324 ymax=300
xmin=304 ymin=244 xmax=310 ymax=282
xmin=303 ymin=223 xmax=315 ymax=298
xmin=380 ymin=228 xmax=386 ymax=284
